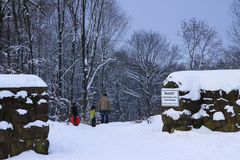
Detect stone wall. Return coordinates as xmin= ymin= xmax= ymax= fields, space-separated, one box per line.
xmin=162 ymin=81 xmax=240 ymax=133
xmin=0 ymin=87 xmax=49 ymax=159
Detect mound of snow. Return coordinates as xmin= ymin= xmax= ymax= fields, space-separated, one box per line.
xmin=192 ymin=108 xmax=209 ymax=119
xmin=15 ymin=91 xmax=28 ymax=98
xmin=0 ymin=121 xmax=13 ymax=130
xmin=37 ymin=99 xmax=47 ymax=105
xmin=163 ymin=108 xmax=191 ymax=120
xmin=26 ymin=98 xmax=33 ymax=104
xmin=213 ymin=112 xmax=225 ymax=121
xmin=224 ymin=105 xmax=235 ymax=116
xmin=0 ymin=90 xmax=15 ymax=99
xmin=16 ymin=109 xmax=28 ymax=115
xmin=24 ymin=120 xmax=48 ymax=128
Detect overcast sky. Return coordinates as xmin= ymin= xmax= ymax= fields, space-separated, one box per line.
xmin=118 ymin=0 xmax=233 ymax=46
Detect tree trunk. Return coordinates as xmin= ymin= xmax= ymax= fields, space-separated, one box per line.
xmin=57 ymin=0 xmax=65 ymax=97
xmin=81 ymin=0 xmax=88 ymax=120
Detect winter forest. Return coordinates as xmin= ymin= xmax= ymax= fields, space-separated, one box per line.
xmin=0 ymin=0 xmax=240 ymax=123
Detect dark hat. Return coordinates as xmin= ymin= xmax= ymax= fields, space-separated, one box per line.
xmin=91 ymin=105 xmax=96 ymax=110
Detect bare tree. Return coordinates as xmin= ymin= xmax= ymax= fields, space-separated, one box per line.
xmin=125 ymin=31 xmax=179 ymax=122
xmin=65 ymin=0 xmax=80 ymax=103
xmin=179 ymin=18 xmax=222 ymax=70
xmin=79 ymin=0 xmax=128 ymax=120
xmin=57 ymin=0 xmax=66 ymax=97
xmin=98 ymin=0 xmax=128 ymax=92
xmin=229 ymin=0 xmax=240 ymax=48
xmin=222 ymin=0 xmax=240 ymax=70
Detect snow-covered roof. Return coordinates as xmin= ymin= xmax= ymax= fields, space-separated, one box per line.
xmin=0 ymin=74 xmax=47 ymax=88
xmin=163 ymin=70 xmax=240 ymax=100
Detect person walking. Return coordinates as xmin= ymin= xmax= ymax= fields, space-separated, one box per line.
xmin=97 ymin=93 xmax=112 ymax=123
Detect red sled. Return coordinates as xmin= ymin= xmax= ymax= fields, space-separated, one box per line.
xmin=70 ymin=115 xmax=81 ymax=126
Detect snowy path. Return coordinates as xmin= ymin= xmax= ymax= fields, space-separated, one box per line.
xmin=10 ymin=116 xmax=240 ymax=160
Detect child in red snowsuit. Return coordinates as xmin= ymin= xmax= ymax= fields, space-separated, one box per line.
xmin=70 ymin=103 xmax=80 ymax=126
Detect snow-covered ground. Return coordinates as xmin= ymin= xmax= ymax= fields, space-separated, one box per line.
xmin=9 ymin=115 xmax=240 ymax=160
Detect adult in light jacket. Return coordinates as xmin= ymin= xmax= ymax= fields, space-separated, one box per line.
xmin=97 ymin=93 xmax=112 ymax=123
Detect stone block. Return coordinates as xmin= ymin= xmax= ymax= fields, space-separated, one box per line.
xmin=162 ymin=124 xmax=172 ymax=133
xmin=214 ymin=98 xmax=229 ymax=112
xmin=35 ymin=104 xmax=48 ymax=115
xmin=203 ymin=119 xmax=226 ymax=131
xmin=201 ymin=90 xmax=222 ymax=100
xmin=163 ymin=81 xmax=179 ymax=88
xmin=0 ymin=142 xmax=9 ymax=159
xmin=233 ymin=104 xmax=240 ymax=113
xmin=162 ymin=114 xmax=178 ymax=126
xmin=174 ymin=125 xmax=191 ymax=131
xmin=226 ymin=90 xmax=239 ymax=102
xmin=25 ymin=140 xmax=34 ymax=150
xmin=9 ymin=141 xmax=25 ymax=157
xmin=17 ymin=126 xmax=32 ymax=140
xmin=237 ymin=114 xmax=240 ymax=124
xmin=192 ymin=118 xmax=203 ymax=129
xmin=32 ymin=126 xmax=49 ymax=139
xmin=202 ymin=98 xmax=214 ymax=105
xmin=36 ymin=114 xmax=49 ymax=122
xmin=180 ymin=99 xmax=201 ymax=114
xmin=214 ymin=122 xmax=240 ymax=132
xmin=34 ymin=139 xmax=49 ymax=155
xmin=0 ymin=110 xmax=2 ymax=121
xmin=0 ymin=129 xmax=13 ymax=142
xmin=179 ymin=91 xmax=190 ymax=96
xmin=177 ymin=115 xmax=191 ymax=126
xmin=11 ymin=110 xmax=29 ymax=125
xmin=2 ymin=104 xmax=14 ymax=122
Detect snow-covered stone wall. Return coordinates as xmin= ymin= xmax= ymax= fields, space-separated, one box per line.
xmin=0 ymin=75 xmax=49 ymax=159
xmin=162 ymin=70 xmax=240 ymax=133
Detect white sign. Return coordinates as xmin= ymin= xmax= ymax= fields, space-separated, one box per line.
xmin=161 ymin=88 xmax=179 ymax=107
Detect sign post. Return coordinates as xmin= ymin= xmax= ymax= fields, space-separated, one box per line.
xmin=161 ymin=88 xmax=179 ymax=107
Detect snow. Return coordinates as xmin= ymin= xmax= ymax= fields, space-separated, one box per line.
xmin=15 ymin=91 xmax=28 ymax=98
xmin=213 ymin=112 xmax=225 ymax=121
xmin=0 ymin=74 xmax=47 ymax=88
xmin=201 ymin=104 xmax=214 ymax=110
xmin=16 ymin=109 xmax=28 ymax=115
xmin=203 ymin=98 xmax=213 ymax=100
xmin=26 ymin=98 xmax=33 ymax=104
xmin=236 ymin=100 xmax=240 ymax=105
xmin=163 ymin=70 xmax=240 ymax=100
xmin=8 ymin=115 xmax=240 ymax=160
xmin=162 ymin=108 xmax=191 ymax=120
xmin=0 ymin=121 xmax=13 ymax=130
xmin=41 ymin=92 xmax=48 ymax=96
xmin=224 ymin=105 xmax=235 ymax=116
xmin=24 ymin=120 xmax=48 ymax=128
xmin=0 ymin=90 xmax=15 ymax=99
xmin=192 ymin=108 xmax=209 ymax=119
xmin=37 ymin=99 xmax=47 ymax=105
xmin=31 ymin=93 xmax=38 ymax=97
